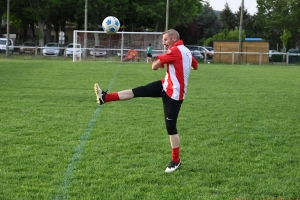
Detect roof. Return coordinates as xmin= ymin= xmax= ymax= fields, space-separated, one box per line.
xmin=245 ymin=38 xmax=263 ymax=41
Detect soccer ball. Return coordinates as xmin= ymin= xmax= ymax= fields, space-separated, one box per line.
xmin=102 ymin=16 xmax=120 ymax=34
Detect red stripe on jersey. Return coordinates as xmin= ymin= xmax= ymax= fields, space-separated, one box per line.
xmin=157 ymin=40 xmax=193 ymax=100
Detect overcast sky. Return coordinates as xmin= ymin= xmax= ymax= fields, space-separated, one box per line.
xmin=207 ymin=0 xmax=258 ymax=15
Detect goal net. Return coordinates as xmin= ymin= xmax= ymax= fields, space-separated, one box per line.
xmin=72 ymin=31 xmax=164 ymax=62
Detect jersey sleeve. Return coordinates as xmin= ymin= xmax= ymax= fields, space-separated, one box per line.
xmin=191 ymin=56 xmax=198 ymax=69
xmin=157 ymin=47 xmax=180 ymax=65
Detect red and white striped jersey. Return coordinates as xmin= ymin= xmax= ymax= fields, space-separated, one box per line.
xmin=157 ymin=40 xmax=198 ymax=100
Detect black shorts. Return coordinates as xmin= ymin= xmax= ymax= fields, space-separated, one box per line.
xmin=132 ymin=80 xmax=183 ymax=135
xmin=132 ymin=80 xmax=162 ymax=98
xmin=147 ymin=53 xmax=152 ymax=57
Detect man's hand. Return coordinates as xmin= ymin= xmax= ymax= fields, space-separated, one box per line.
xmin=192 ymin=65 xmax=198 ymax=70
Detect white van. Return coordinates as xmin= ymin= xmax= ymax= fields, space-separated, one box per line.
xmin=0 ymin=38 xmax=14 ymax=53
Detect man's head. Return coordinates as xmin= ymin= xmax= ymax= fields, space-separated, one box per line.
xmin=162 ymin=29 xmax=180 ymax=49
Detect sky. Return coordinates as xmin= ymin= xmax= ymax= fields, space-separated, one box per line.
xmin=207 ymin=0 xmax=258 ymax=15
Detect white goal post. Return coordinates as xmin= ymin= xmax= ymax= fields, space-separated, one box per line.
xmin=72 ymin=30 xmax=164 ymax=62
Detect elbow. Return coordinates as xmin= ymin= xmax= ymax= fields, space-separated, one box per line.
xmin=152 ymin=59 xmax=162 ymax=70
xmin=151 ymin=64 xmax=157 ymax=70
xmin=152 ymin=63 xmax=161 ymax=70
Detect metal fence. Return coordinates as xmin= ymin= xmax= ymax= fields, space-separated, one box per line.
xmin=1 ymin=47 xmax=300 ymax=65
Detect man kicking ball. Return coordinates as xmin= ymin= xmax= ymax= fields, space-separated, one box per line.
xmin=94 ymin=29 xmax=198 ymax=173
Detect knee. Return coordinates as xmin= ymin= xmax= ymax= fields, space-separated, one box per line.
xmin=166 ymin=122 xmax=178 ymax=135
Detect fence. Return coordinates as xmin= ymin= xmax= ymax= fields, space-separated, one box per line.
xmin=210 ymin=51 xmax=300 ymax=65
xmin=1 ymin=46 xmax=300 ymax=65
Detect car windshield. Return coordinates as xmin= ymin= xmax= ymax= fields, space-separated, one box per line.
xmin=67 ymin=44 xmax=80 ymax=48
xmin=0 ymin=40 xmax=6 ymax=45
xmin=206 ymin=47 xmax=213 ymax=51
xmin=95 ymin=46 xmax=105 ymax=49
xmin=200 ymin=47 xmax=208 ymax=52
xmin=189 ymin=47 xmax=198 ymax=51
xmin=46 ymin=43 xmax=58 ymax=47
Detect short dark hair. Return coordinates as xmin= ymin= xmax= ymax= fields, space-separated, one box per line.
xmin=149 ymin=43 xmax=151 ymax=46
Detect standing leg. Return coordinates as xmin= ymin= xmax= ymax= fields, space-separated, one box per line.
xmin=162 ymin=92 xmax=183 ymax=173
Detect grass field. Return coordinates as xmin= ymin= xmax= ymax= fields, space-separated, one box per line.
xmin=0 ymin=60 xmax=299 ymax=199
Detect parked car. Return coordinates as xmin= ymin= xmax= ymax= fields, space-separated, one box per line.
xmin=191 ymin=50 xmax=204 ymax=60
xmin=66 ymin=43 xmax=82 ymax=57
xmin=90 ymin=45 xmax=108 ymax=57
xmin=288 ymin=49 xmax=300 ymax=64
xmin=42 ymin=43 xmax=63 ymax=56
xmin=269 ymin=50 xmax=279 ymax=61
xmin=185 ymin=45 xmax=213 ymax=59
xmin=19 ymin=42 xmax=36 ymax=54
xmin=205 ymin=46 xmax=214 ymax=55
xmin=0 ymin=38 xmax=14 ymax=53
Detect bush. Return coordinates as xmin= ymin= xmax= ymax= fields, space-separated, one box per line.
xmin=271 ymin=54 xmax=283 ymax=62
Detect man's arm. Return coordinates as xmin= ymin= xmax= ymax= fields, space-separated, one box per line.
xmin=152 ymin=59 xmax=164 ymax=70
xmin=191 ymin=56 xmax=198 ymax=70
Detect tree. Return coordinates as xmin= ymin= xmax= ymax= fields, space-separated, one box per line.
xmin=0 ymin=0 xmax=7 ymax=37
xmin=280 ymin=29 xmax=292 ymax=50
xmin=235 ymin=6 xmax=253 ymax=37
xmin=131 ymin=0 xmax=202 ymax=32
xmin=251 ymin=12 xmax=266 ymax=38
xmin=251 ymin=9 xmax=281 ymax=50
xmin=257 ymin=0 xmax=300 ymax=48
xmin=5 ymin=0 xmax=203 ymax=46
xmin=9 ymin=1 xmax=38 ymax=43
xmin=211 ymin=27 xmax=246 ymax=41
xmin=220 ymin=3 xmax=236 ymax=30
xmin=175 ymin=20 xmax=202 ymax=45
xmin=196 ymin=2 xmax=221 ymax=40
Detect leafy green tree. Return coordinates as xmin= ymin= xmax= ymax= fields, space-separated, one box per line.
xmin=9 ymin=1 xmax=37 ymax=43
xmin=4 ymin=0 xmax=203 ymax=46
xmin=220 ymin=3 xmax=236 ymax=30
xmin=10 ymin=0 xmax=59 ymax=46
xmin=197 ymin=2 xmax=221 ymax=39
xmin=207 ymin=27 xmax=246 ymax=44
xmin=251 ymin=12 xmax=266 ymax=38
xmin=257 ymin=0 xmax=300 ymax=49
xmin=0 ymin=0 xmax=7 ymax=37
xmin=235 ymin=6 xmax=253 ymax=37
xmin=280 ymin=30 xmax=292 ymax=50
xmin=251 ymin=8 xmax=281 ymax=50
xmin=84 ymin=0 xmax=129 ymax=31
xmin=131 ymin=0 xmax=202 ymax=32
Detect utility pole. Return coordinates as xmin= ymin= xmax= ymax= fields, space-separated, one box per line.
xmin=165 ymin=0 xmax=169 ymax=31
xmin=238 ymin=0 xmax=244 ymax=64
xmin=6 ymin=0 xmax=10 ymax=58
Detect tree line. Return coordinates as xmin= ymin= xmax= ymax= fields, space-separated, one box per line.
xmin=0 ymin=0 xmax=299 ymax=50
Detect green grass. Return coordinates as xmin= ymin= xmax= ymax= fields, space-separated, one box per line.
xmin=0 ymin=60 xmax=299 ymax=199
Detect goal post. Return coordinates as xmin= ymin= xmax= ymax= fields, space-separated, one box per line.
xmin=72 ymin=30 xmax=164 ymax=62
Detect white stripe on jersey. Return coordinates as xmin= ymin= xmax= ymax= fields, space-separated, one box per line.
xmin=163 ymin=45 xmax=192 ymax=100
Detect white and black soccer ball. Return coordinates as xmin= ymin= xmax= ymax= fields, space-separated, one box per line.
xmin=102 ymin=16 xmax=120 ymax=34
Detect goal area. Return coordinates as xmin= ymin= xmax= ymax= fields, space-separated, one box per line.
xmin=72 ymin=31 xmax=164 ymax=62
